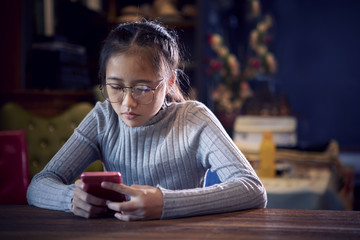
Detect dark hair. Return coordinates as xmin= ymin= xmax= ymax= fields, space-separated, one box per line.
xmin=99 ymin=20 xmax=189 ymax=102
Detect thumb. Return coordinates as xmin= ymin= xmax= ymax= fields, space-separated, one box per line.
xmin=101 ymin=182 xmax=139 ymax=197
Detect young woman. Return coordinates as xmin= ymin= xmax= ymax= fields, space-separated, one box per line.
xmin=27 ymin=20 xmax=267 ymax=221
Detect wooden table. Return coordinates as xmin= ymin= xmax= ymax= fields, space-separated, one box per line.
xmin=0 ymin=205 xmax=359 ymax=240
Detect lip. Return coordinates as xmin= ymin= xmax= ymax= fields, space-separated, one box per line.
xmin=122 ymin=112 xmax=139 ymax=120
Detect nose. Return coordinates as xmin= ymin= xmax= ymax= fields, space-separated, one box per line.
xmin=121 ymin=88 xmax=138 ymax=108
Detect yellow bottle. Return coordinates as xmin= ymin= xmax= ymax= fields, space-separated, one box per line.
xmin=259 ymin=131 xmax=276 ymax=178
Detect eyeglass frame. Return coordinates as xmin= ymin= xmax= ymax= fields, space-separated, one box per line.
xmin=99 ymin=80 xmax=164 ymax=105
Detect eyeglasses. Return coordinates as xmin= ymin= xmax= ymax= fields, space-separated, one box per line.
xmin=100 ymin=81 xmax=163 ymax=105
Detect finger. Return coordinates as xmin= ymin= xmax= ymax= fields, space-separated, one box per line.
xmin=73 ymin=189 xmax=107 ymax=212
xmin=107 ymin=201 xmax=147 ymax=220
xmin=75 ymin=186 xmax=107 ymax=207
xmin=73 ymin=205 xmax=108 ymax=219
xmin=101 ymin=182 xmax=139 ymax=197
xmin=73 ymin=205 xmax=91 ymax=218
xmin=106 ymin=200 xmax=139 ymax=213
xmin=72 ymin=191 xmax=107 ymax=218
xmin=73 ymin=191 xmax=93 ymax=213
xmin=114 ymin=212 xmax=143 ymax=222
xmin=73 ymin=203 xmax=105 ymax=219
xmin=74 ymin=179 xmax=84 ymax=189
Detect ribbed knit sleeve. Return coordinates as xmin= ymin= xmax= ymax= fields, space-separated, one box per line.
xmin=26 ymin=102 xmax=110 ymax=212
xmin=159 ymin=102 xmax=267 ymax=219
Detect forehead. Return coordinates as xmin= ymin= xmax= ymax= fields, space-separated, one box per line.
xmin=106 ymin=53 xmax=160 ymax=79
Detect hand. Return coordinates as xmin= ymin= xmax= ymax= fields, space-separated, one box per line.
xmin=72 ymin=179 xmax=108 ymax=218
xmin=101 ymin=182 xmax=163 ymax=221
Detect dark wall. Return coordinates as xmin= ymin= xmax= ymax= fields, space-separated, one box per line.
xmin=269 ymin=0 xmax=360 ymax=150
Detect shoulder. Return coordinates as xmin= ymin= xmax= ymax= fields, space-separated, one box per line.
xmin=84 ymin=101 xmax=118 ymax=130
xmin=185 ymin=101 xmax=218 ymax=122
xmin=168 ymin=100 xmax=220 ymax=126
xmin=93 ymin=100 xmax=114 ymax=117
xmin=169 ymin=100 xmax=211 ymax=114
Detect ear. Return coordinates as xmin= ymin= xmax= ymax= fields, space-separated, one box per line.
xmin=166 ymin=71 xmax=177 ymax=94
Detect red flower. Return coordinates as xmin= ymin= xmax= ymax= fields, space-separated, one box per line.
xmin=211 ymin=60 xmax=222 ymax=70
xmin=250 ymin=58 xmax=261 ymax=68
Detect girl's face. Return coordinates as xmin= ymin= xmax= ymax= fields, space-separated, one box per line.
xmin=105 ymin=54 xmax=167 ymax=127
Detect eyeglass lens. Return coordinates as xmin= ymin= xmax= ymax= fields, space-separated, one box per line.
xmin=103 ymin=85 xmax=154 ymax=104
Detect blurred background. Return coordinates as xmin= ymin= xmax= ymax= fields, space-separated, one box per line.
xmin=1 ymin=0 xmax=359 ymax=210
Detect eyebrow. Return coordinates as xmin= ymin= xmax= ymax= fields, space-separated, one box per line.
xmin=106 ymin=77 xmax=154 ymax=85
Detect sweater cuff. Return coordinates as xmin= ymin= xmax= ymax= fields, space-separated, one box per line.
xmin=62 ymin=184 xmax=76 ymax=213
xmin=158 ymin=186 xmax=178 ymax=219
xmin=157 ymin=185 xmax=205 ymax=220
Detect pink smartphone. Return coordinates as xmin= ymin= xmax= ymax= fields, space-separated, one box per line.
xmin=80 ymin=171 xmax=126 ymax=202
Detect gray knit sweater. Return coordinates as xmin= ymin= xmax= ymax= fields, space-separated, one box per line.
xmin=27 ymin=100 xmax=267 ymax=219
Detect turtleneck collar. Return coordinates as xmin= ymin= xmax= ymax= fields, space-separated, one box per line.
xmin=117 ymin=101 xmax=172 ymax=128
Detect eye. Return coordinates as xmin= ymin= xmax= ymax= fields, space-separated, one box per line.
xmin=108 ymin=84 xmax=123 ymax=90
xmin=134 ymin=85 xmax=152 ymax=93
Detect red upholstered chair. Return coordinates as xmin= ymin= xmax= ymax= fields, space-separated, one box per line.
xmin=0 ymin=130 xmax=30 ymax=204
